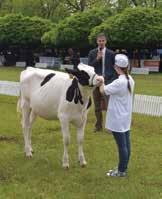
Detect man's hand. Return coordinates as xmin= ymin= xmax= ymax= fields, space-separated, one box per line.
xmin=96 ymin=50 xmax=103 ymax=61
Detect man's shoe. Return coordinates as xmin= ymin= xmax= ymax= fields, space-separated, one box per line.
xmin=94 ymin=127 xmax=103 ymax=132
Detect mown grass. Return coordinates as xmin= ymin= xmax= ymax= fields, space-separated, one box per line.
xmin=133 ymin=73 xmax=162 ymax=96
xmin=0 ymin=67 xmax=161 ymax=199
xmin=0 ymin=67 xmax=22 ymax=81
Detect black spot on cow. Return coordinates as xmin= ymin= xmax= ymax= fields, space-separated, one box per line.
xmin=40 ymin=73 xmax=55 ymax=86
xmin=66 ymin=78 xmax=83 ymax=105
xmin=65 ymin=68 xmax=90 ymax=86
xmin=86 ymin=97 xmax=92 ymax=109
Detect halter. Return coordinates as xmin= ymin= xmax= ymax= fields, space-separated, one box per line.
xmin=90 ymin=73 xmax=97 ymax=87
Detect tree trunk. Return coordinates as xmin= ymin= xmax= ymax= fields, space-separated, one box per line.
xmin=131 ymin=0 xmax=138 ymax=6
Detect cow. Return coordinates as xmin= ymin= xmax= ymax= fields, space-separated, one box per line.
xmin=17 ymin=63 xmax=99 ymax=169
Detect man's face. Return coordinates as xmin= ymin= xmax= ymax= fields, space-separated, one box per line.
xmin=97 ymin=36 xmax=107 ymax=49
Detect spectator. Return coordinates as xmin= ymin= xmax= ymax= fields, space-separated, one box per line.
xmin=64 ymin=48 xmax=80 ymax=69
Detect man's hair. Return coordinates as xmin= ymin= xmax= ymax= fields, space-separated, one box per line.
xmin=96 ymin=33 xmax=107 ymax=40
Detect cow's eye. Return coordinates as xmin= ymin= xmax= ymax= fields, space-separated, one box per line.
xmin=78 ymin=71 xmax=90 ymax=86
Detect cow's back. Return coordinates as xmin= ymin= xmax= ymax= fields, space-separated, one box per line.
xmin=20 ymin=67 xmax=70 ymax=119
xmin=20 ymin=67 xmax=68 ymax=99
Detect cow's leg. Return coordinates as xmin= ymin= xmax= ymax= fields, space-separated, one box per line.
xmin=77 ymin=118 xmax=87 ymax=167
xmin=28 ymin=111 xmax=37 ymax=153
xmin=59 ymin=117 xmax=70 ymax=169
xmin=21 ymin=100 xmax=32 ymax=157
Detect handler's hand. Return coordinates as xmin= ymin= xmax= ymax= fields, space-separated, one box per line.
xmin=96 ymin=76 xmax=104 ymax=86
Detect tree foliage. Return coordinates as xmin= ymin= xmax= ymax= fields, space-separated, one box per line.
xmin=89 ymin=7 xmax=162 ymax=48
xmin=42 ymin=6 xmax=112 ymax=48
xmin=0 ymin=14 xmax=54 ymax=46
xmin=64 ymin=0 xmax=112 ymax=12
xmin=0 ymin=0 xmax=70 ymax=23
xmin=0 ymin=0 xmax=161 ymax=23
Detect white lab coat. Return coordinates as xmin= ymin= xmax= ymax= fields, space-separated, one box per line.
xmin=104 ymin=74 xmax=135 ymax=133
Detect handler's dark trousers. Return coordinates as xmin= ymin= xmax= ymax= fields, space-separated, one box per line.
xmin=112 ymin=131 xmax=131 ymax=172
xmin=93 ymin=87 xmax=103 ymax=130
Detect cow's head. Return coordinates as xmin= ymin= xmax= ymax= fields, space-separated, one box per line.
xmin=65 ymin=63 xmax=98 ymax=87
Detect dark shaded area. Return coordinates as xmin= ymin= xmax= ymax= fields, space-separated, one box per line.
xmin=159 ymin=54 xmax=162 ymax=73
xmin=86 ymin=97 xmax=92 ymax=109
xmin=0 ymin=135 xmax=17 ymax=143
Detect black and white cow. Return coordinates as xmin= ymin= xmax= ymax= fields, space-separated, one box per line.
xmin=17 ymin=64 xmax=99 ymax=168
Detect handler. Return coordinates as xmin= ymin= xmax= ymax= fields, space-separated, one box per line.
xmin=97 ymin=54 xmax=135 ymax=177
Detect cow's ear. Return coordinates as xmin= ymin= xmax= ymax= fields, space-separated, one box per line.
xmin=65 ymin=68 xmax=80 ymax=76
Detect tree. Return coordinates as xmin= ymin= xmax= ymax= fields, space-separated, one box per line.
xmin=64 ymin=0 xmax=112 ymax=12
xmin=0 ymin=0 xmax=70 ymax=23
xmin=111 ymin=0 xmax=162 ymax=9
xmin=0 ymin=0 xmax=114 ymax=21
xmin=42 ymin=6 xmax=113 ymax=48
xmin=89 ymin=7 xmax=162 ymax=49
xmin=0 ymin=14 xmax=54 ymax=47
xmin=0 ymin=0 xmax=161 ymax=24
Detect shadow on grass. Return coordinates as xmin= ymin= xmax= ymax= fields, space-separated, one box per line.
xmin=0 ymin=135 xmax=18 ymax=143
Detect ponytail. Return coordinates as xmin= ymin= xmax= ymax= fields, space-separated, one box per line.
xmin=121 ymin=68 xmax=131 ymax=93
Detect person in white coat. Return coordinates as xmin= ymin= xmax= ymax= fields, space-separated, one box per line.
xmin=97 ymin=54 xmax=135 ymax=177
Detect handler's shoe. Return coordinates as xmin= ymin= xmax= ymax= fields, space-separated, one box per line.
xmin=106 ymin=169 xmax=127 ymax=177
xmin=108 ymin=167 xmax=118 ymax=173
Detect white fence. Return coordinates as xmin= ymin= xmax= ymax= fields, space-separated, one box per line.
xmin=80 ymin=57 xmax=88 ymax=65
xmin=39 ymin=56 xmax=61 ymax=68
xmin=0 ymin=81 xmax=20 ymax=96
xmin=131 ymin=67 xmax=149 ymax=75
xmin=35 ymin=62 xmax=48 ymax=68
xmin=0 ymin=81 xmax=161 ymax=117
xmin=16 ymin=62 xmax=26 ymax=68
xmin=60 ymin=64 xmax=74 ymax=70
xmin=133 ymin=94 xmax=162 ymax=117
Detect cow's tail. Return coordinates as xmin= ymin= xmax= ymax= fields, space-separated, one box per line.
xmin=17 ymin=92 xmax=23 ymax=125
xmin=17 ymin=91 xmax=22 ymax=113
xmin=17 ymin=91 xmax=23 ymax=126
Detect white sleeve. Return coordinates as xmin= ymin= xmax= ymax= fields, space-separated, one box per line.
xmin=104 ymin=79 xmax=122 ymax=95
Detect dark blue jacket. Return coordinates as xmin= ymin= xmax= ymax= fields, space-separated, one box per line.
xmin=88 ymin=48 xmax=117 ymax=84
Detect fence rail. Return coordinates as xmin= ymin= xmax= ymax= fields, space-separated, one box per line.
xmin=133 ymin=94 xmax=162 ymax=117
xmin=0 ymin=81 xmax=161 ymax=117
xmin=0 ymin=81 xmax=20 ymax=96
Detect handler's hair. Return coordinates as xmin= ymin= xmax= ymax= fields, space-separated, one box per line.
xmin=121 ymin=67 xmax=131 ymax=94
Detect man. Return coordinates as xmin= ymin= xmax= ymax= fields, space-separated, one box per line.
xmin=88 ymin=33 xmax=117 ymax=132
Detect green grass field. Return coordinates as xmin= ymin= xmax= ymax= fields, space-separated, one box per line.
xmin=0 ymin=67 xmax=161 ymax=199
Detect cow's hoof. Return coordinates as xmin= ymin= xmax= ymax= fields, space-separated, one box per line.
xmin=63 ymin=165 xmax=69 ymax=170
xmin=80 ymin=161 xmax=87 ymax=168
xmin=30 ymin=148 xmax=34 ymax=154
xmin=63 ymin=163 xmax=69 ymax=170
xmin=25 ymin=152 xmax=33 ymax=158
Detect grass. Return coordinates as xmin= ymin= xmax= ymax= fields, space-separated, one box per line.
xmin=0 ymin=67 xmax=162 ymax=199
xmin=133 ymin=73 xmax=162 ymax=96
xmin=0 ymin=66 xmax=22 ymax=81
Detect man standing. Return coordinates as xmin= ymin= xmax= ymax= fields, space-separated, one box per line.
xmin=88 ymin=33 xmax=117 ymax=132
